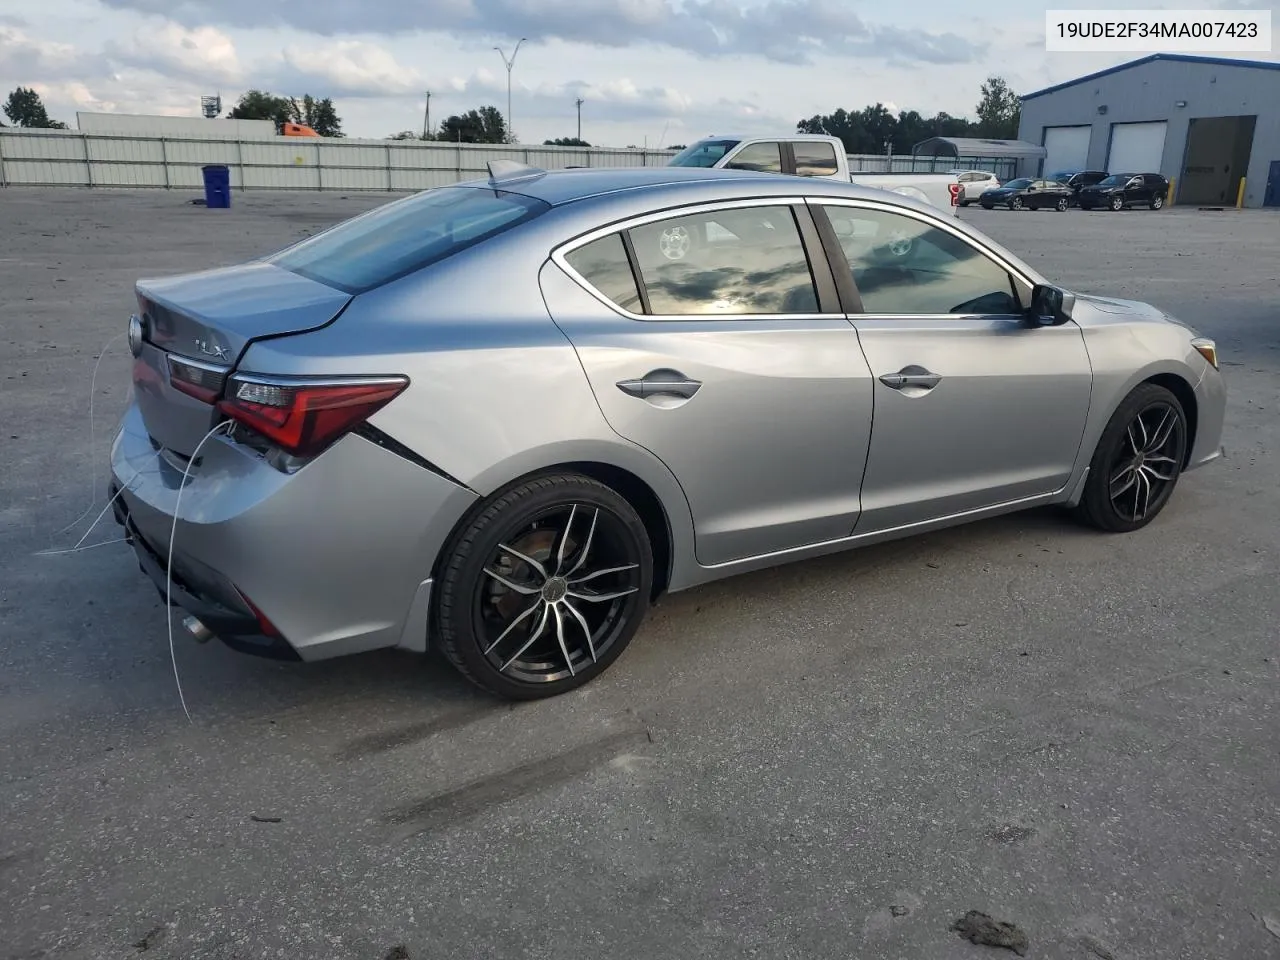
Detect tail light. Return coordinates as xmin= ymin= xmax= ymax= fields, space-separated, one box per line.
xmin=168 ymin=355 xmax=229 ymax=403
xmin=948 ymin=183 xmax=961 ymax=206
xmin=217 ymin=374 xmax=409 ymax=458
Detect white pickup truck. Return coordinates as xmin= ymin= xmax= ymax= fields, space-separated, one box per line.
xmin=668 ymin=134 xmax=961 ymax=215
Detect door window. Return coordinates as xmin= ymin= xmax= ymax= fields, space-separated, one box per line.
xmin=793 ymin=141 xmax=839 ymax=177
xmin=820 ymin=205 xmax=1021 ymax=316
xmin=627 ymin=205 xmax=819 ymax=315
xmin=724 ymin=141 xmax=783 ymax=173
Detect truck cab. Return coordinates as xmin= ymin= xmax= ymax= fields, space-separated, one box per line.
xmin=668 ymin=134 xmax=960 ymax=215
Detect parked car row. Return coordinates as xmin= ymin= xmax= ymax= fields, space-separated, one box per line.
xmin=971 ymin=171 xmax=1171 ymax=212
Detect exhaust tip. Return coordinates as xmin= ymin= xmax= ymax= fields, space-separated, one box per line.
xmin=182 ymin=615 xmax=215 ymax=644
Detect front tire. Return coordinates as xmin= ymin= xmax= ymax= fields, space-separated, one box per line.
xmin=1010 ymin=197 xmax=1023 ymax=210
xmin=1073 ymin=384 xmax=1188 ymax=533
xmin=435 ymin=473 xmax=653 ymax=700
xmin=1110 ymin=195 xmax=1125 ymax=211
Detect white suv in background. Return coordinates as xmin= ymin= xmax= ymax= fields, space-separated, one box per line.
xmin=953 ymin=169 xmax=1000 ymax=206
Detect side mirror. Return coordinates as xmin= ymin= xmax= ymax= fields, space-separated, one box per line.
xmin=1027 ymin=284 xmax=1071 ymax=327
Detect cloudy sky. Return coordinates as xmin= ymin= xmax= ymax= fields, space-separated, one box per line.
xmin=1 ymin=0 xmax=1276 ymax=145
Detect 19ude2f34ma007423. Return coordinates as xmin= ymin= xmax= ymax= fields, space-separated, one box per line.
xmin=109 ymin=163 xmax=1225 ymax=701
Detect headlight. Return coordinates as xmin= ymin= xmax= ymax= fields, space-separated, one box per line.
xmin=1191 ymin=337 xmax=1218 ymax=369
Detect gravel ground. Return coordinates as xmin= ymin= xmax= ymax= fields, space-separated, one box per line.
xmin=1 ymin=188 xmax=1278 ymax=960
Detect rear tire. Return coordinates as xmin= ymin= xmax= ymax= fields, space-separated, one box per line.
xmin=1073 ymin=383 xmax=1188 ymax=533
xmin=1150 ymin=194 xmax=1164 ymax=210
xmin=434 ymin=473 xmax=653 ymax=700
xmin=1055 ymin=197 xmax=1069 ymax=212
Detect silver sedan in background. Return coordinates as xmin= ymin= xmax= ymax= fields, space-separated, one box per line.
xmin=109 ymin=164 xmax=1225 ymax=700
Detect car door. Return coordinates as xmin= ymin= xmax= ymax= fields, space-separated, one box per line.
xmin=810 ymin=199 xmax=1094 ymax=532
xmin=1124 ymin=175 xmax=1146 ymax=204
xmin=542 ymin=198 xmax=875 ymax=567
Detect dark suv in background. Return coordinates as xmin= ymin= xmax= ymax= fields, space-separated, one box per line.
xmin=1053 ymin=170 xmax=1108 ymax=206
xmin=1078 ymin=173 xmax=1170 ymax=211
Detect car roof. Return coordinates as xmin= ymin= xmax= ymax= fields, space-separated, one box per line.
xmin=450 ymin=165 xmax=894 ymax=208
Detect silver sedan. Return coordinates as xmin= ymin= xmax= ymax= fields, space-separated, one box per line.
xmin=109 ymin=164 xmax=1226 ymax=699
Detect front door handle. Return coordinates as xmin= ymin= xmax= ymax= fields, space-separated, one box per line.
xmin=879 ymin=366 xmax=941 ymax=391
xmin=617 ymin=369 xmax=702 ymax=400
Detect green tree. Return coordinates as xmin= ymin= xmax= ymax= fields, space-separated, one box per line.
xmin=544 ymin=137 xmax=590 ymax=147
xmin=290 ymin=95 xmax=343 ymax=137
xmin=3 ymin=87 xmax=68 ymax=128
xmin=975 ymin=76 xmax=1020 ymax=139
xmin=438 ymin=106 xmax=508 ymax=144
xmin=228 ymin=89 xmax=293 ymax=130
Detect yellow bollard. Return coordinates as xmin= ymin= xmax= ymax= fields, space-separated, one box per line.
xmin=1166 ymin=178 xmax=1175 ymax=207
xmin=1236 ymin=177 xmax=1247 ymax=209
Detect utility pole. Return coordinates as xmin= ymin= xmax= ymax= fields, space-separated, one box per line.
xmin=575 ymin=97 xmax=584 ymax=142
xmin=422 ymin=91 xmax=431 ymax=139
xmin=494 ymin=38 xmax=528 ymax=143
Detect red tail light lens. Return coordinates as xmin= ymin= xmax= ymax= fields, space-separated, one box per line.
xmin=217 ymin=374 xmax=409 ymax=458
xmin=168 ymin=355 xmax=229 ymax=404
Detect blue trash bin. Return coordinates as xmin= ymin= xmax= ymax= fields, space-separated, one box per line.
xmin=201 ymin=165 xmax=231 ymax=209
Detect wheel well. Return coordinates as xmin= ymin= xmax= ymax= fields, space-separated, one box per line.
xmin=1144 ymin=373 xmax=1198 ymax=466
xmin=437 ymin=461 xmax=675 ymax=602
xmin=562 ymin=461 xmax=673 ymax=601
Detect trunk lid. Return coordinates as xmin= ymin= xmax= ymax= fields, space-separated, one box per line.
xmin=133 ymin=262 xmax=351 ymax=457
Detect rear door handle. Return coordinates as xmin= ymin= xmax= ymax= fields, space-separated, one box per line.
xmin=617 ymin=369 xmax=702 ymax=399
xmin=879 ymin=366 xmax=941 ymax=391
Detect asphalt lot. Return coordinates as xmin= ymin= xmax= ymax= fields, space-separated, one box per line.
xmin=1 ymin=187 xmax=1278 ymax=960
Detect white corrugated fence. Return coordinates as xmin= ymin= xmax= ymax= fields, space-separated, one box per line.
xmin=0 ymin=129 xmax=680 ymax=192
xmin=0 ymin=129 xmax=1017 ymax=191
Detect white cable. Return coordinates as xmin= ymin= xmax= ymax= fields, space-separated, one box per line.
xmin=166 ymin=420 xmax=233 ymax=725
xmin=58 ymin=333 xmax=126 ymax=536
xmin=35 ymin=537 xmax=129 ymax=557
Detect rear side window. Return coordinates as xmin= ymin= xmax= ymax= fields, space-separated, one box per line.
xmin=270 ymin=186 xmax=549 ymax=293
xmin=793 ymin=141 xmax=839 ymax=177
xmin=564 ymin=234 xmax=643 ymax=314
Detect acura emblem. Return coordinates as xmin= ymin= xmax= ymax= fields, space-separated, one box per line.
xmin=127 ymin=314 xmax=145 ymax=357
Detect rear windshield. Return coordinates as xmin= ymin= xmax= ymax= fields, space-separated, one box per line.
xmin=1004 ymin=178 xmax=1032 ymax=189
xmin=270 ymin=186 xmax=550 ymax=293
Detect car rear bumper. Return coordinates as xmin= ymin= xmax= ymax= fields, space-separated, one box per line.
xmin=109 ymin=403 xmax=478 ymax=662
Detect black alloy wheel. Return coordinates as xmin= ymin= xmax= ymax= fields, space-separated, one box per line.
xmin=435 ymin=473 xmax=653 ymax=699
xmin=1074 ymin=384 xmax=1188 ymax=533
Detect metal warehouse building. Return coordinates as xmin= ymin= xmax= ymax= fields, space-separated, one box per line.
xmin=1016 ymin=53 xmax=1280 ymax=208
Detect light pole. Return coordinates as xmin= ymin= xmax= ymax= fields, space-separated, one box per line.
xmin=494 ymin=38 xmax=527 ymax=143
xmin=575 ymin=97 xmax=584 ymax=142
xmin=422 ymin=90 xmax=431 ymax=139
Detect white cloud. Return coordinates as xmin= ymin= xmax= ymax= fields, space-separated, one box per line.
xmin=278 ymin=39 xmax=424 ymax=96
xmin=104 ymin=21 xmax=242 ymax=84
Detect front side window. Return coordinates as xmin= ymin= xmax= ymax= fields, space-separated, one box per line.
xmin=270 ymin=186 xmax=548 ymax=293
xmin=622 ymin=205 xmax=819 ymax=315
xmin=820 ymin=205 xmax=1021 ymax=316
xmin=724 ymin=142 xmax=783 ymax=173
xmin=793 ymin=141 xmax=839 ymax=177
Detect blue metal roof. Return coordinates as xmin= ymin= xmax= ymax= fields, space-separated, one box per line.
xmin=1021 ymin=53 xmax=1280 ymax=101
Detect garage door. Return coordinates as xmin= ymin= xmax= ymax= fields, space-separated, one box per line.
xmin=1042 ymin=125 xmax=1092 ymax=175
xmin=1107 ymin=121 xmax=1167 ymax=173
